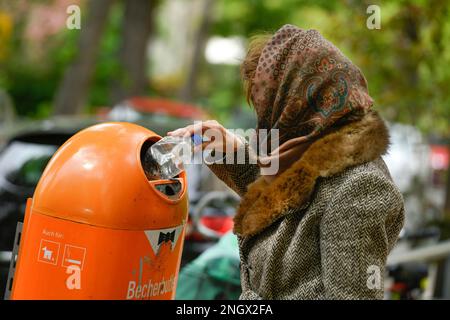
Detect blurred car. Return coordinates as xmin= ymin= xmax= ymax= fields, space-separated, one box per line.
xmin=99 ymin=97 xmax=209 ymax=123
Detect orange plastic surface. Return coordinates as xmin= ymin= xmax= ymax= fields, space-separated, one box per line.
xmin=32 ymin=122 xmax=188 ymax=230
xmin=11 ymin=207 xmax=185 ymax=299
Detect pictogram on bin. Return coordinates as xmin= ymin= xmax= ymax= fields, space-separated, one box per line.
xmin=8 ymin=123 xmax=188 ymax=300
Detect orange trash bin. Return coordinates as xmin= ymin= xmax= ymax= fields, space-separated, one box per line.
xmin=9 ymin=122 xmax=189 ymax=300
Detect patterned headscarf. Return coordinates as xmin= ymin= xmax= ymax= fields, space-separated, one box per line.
xmin=252 ymin=24 xmax=373 ymax=148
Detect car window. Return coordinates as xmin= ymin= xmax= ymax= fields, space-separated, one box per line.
xmin=0 ymin=141 xmax=57 ymax=188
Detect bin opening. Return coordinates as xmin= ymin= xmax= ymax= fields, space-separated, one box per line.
xmin=141 ymin=139 xmax=183 ymax=199
xmin=154 ymin=180 xmax=182 ymax=198
xmin=141 ymin=138 xmax=180 ymax=181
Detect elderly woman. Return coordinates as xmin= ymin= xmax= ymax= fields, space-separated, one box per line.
xmin=169 ymin=24 xmax=404 ymax=299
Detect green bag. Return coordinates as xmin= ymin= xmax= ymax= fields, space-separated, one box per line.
xmin=175 ymin=231 xmax=241 ymax=300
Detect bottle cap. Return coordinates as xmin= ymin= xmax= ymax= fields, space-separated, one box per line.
xmin=191 ymin=134 xmax=203 ymax=146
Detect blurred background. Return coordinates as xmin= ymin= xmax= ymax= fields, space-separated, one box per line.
xmin=0 ymin=0 xmax=449 ymax=300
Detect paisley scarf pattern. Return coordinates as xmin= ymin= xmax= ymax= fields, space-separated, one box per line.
xmin=251 ymin=24 xmax=374 ymax=147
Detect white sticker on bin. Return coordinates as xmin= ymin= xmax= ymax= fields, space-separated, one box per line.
xmin=144 ymin=224 xmax=184 ymax=254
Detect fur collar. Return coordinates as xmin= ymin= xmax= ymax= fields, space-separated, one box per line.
xmin=234 ymin=110 xmax=390 ymax=237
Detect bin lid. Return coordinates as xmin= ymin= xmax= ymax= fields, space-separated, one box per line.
xmin=31 ymin=122 xmax=188 ymax=230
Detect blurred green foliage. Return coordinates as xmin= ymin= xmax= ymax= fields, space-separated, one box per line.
xmin=86 ymin=2 xmax=123 ymax=112
xmin=205 ymin=0 xmax=450 ymax=135
xmin=0 ymin=0 xmax=449 ymax=137
xmin=0 ymin=0 xmax=124 ymax=117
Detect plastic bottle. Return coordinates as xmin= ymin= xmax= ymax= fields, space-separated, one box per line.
xmin=148 ymin=134 xmax=203 ymax=179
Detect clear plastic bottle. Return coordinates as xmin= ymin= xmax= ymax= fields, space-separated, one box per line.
xmin=149 ymin=134 xmax=203 ymax=179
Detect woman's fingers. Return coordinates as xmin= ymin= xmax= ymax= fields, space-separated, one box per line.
xmin=167 ymin=120 xmax=220 ymax=137
xmin=167 ymin=127 xmax=190 ymax=136
xmin=182 ymin=123 xmax=201 ymax=138
xmin=167 ymin=120 xmax=234 ymax=154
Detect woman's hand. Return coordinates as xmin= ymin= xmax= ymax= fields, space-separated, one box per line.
xmin=167 ymin=120 xmax=244 ymax=154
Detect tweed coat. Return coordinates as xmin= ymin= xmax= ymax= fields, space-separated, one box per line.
xmin=208 ymin=111 xmax=405 ymax=299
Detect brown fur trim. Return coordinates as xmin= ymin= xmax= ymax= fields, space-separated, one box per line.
xmin=234 ymin=110 xmax=390 ymax=237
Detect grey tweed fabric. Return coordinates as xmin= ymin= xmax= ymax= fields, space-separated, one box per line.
xmin=207 ymin=113 xmax=405 ymax=300
xmin=208 ymin=143 xmax=259 ymax=197
xmin=210 ymin=158 xmax=404 ymax=300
